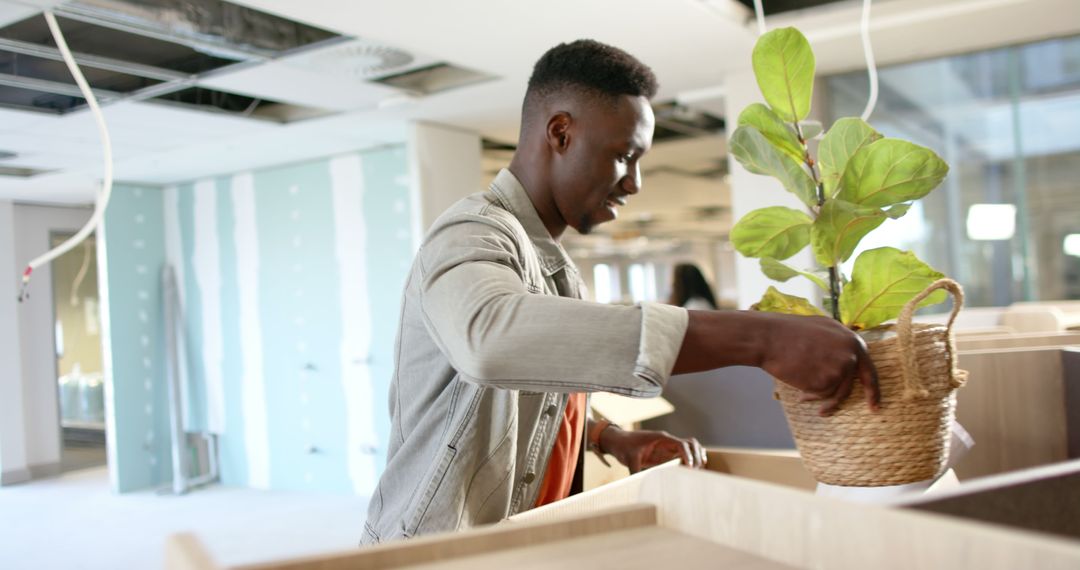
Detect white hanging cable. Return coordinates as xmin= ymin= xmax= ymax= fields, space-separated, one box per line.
xmin=752 ymin=0 xmax=767 ymax=35
xmin=19 ymin=11 xmax=114 ymax=302
xmin=750 ymin=0 xmax=878 ymax=121
xmin=69 ymin=240 xmax=92 ymax=307
xmin=859 ymin=0 xmax=879 ymax=121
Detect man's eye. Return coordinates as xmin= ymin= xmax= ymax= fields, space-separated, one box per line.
xmin=618 ymin=153 xmax=634 ymax=162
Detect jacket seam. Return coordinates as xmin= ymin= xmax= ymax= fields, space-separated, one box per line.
xmin=362 ymin=522 xmax=381 ymax=543
xmin=455 ymin=421 xmax=516 ymax=529
xmin=449 ymin=388 xmax=485 ymax=448
xmin=473 ymin=464 xmax=516 ymax=524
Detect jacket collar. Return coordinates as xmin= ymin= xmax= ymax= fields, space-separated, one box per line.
xmin=489 ymin=169 xmax=573 ymax=277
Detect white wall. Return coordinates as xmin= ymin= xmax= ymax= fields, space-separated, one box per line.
xmin=0 ymin=203 xmax=93 ymax=483
xmin=725 ymin=69 xmax=818 ymax=310
xmin=0 ymin=201 xmax=28 ymax=484
xmin=407 ymin=121 xmax=483 ymax=235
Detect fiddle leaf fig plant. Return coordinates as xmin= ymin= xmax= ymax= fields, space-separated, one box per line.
xmin=732 ymin=27 xmax=950 ymax=330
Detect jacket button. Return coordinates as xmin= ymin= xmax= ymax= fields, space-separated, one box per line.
xmin=544 ymin=404 xmax=557 ymax=416
xmin=523 ymin=472 xmax=536 ymax=484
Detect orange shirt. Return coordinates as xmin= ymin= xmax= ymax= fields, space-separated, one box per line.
xmin=533 ymin=393 xmax=587 ymax=507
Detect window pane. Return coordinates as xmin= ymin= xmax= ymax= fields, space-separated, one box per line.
xmin=593 ymin=263 xmax=613 ymax=304
xmin=629 ymin=263 xmax=646 ymax=303
xmin=826 ymin=35 xmax=1080 ymax=305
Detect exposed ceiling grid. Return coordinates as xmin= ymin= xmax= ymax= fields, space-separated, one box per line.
xmin=0 ymin=0 xmax=1078 ymax=207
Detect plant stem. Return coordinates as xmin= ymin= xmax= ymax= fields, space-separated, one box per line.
xmin=798 ymin=124 xmax=842 ymax=322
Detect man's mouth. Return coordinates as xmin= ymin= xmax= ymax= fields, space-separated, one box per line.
xmin=606 ymin=195 xmax=627 ymax=207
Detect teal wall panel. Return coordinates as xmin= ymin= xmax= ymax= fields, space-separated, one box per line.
xmin=101 ymin=185 xmax=172 ymax=492
xmin=359 ymin=146 xmax=413 ymax=466
xmin=102 ymin=147 xmax=411 ymax=494
xmin=253 ymin=160 xmax=352 ymax=493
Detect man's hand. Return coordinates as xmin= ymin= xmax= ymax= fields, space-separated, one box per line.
xmin=599 ymin=426 xmax=706 ymax=474
xmin=673 ymin=310 xmax=879 ymax=417
xmin=756 ymin=313 xmax=880 ymax=417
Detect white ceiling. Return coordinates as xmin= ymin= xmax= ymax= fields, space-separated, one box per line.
xmin=0 ymin=0 xmax=1077 ymax=206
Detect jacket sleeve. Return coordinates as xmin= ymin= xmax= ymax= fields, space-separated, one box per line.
xmin=417 ymin=212 xmax=688 ymax=398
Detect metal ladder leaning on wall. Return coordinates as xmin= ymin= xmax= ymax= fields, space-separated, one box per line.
xmin=162 ymin=264 xmax=219 ymax=494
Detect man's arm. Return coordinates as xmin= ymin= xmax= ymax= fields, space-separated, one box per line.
xmin=674 ymin=310 xmax=880 ymax=415
xmin=419 ymin=214 xmax=683 ymax=397
xmin=421 ymin=214 xmax=877 ymax=411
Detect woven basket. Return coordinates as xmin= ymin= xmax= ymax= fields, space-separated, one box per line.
xmin=774 ymin=279 xmax=968 ymax=487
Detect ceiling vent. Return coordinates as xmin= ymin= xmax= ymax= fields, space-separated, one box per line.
xmin=307 ymin=42 xmax=416 ymax=78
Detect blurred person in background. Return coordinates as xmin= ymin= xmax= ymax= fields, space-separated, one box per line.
xmin=668 ymin=263 xmax=718 ymax=311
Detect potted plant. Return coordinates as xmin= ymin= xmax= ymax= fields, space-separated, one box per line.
xmin=729 ymin=27 xmax=967 ymax=486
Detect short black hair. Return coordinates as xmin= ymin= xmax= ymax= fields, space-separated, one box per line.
xmin=524 ymin=39 xmax=658 ymax=112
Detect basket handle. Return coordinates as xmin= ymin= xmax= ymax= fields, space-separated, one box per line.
xmin=896 ymin=278 xmax=965 ymax=399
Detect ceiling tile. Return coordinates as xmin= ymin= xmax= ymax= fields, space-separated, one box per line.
xmin=197 ymin=58 xmax=402 ymax=112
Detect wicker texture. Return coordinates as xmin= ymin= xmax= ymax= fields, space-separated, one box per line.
xmin=775 ymin=279 xmax=968 ymax=486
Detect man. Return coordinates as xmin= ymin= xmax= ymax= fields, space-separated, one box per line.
xmin=361 ymin=40 xmax=878 ymax=544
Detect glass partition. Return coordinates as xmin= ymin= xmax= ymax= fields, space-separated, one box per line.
xmin=825 ymin=35 xmax=1080 ymax=306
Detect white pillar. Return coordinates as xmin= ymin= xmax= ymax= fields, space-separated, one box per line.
xmin=9 ymin=205 xmax=92 ymax=481
xmin=725 ymin=69 xmax=818 ymax=310
xmin=0 ymin=200 xmax=28 ymax=484
xmin=407 ymin=121 xmax=484 ymax=237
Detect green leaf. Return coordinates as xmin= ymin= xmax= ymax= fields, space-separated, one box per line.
xmin=737 ymin=103 xmax=804 ymax=163
xmin=819 ymin=118 xmax=881 ymax=198
xmin=810 ymin=200 xmax=887 ymax=267
xmin=839 ymin=247 xmax=948 ymax=330
xmin=731 ymin=206 xmax=812 ymax=260
xmin=752 ymin=27 xmax=815 ymax=122
xmin=885 ymin=203 xmax=912 ymax=219
xmin=760 ymin=257 xmax=829 ymax=291
xmin=730 ymin=126 xmax=818 ymax=208
xmin=838 ymin=139 xmax=949 ymax=207
xmin=753 ymin=286 xmax=826 ymax=316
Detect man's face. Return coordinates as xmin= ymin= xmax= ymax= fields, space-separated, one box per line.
xmin=552 ymin=94 xmax=655 ymax=235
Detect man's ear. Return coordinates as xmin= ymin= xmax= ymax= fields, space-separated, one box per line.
xmin=545 ymin=112 xmax=572 ymax=154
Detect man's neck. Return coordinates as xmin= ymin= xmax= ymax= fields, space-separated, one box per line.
xmin=507 ymin=157 xmax=567 ymax=241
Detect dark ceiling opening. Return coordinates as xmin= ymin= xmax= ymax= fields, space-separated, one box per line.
xmin=734 ymin=0 xmax=851 ymax=16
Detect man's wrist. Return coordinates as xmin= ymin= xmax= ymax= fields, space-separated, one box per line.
xmin=597 ymin=422 xmax=622 ymax=455
xmin=588 ymin=419 xmax=619 ymax=467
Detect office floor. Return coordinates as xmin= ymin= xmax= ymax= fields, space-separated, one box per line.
xmin=0 ymin=466 xmax=370 ymax=570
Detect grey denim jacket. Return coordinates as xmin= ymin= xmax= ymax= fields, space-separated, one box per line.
xmin=360 ymin=169 xmax=688 ymax=544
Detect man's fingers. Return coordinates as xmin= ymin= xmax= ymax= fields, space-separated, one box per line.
xmin=798 ymin=390 xmax=823 ymax=402
xmin=798 ymin=374 xmax=843 ymax=402
xmin=678 ymin=440 xmax=694 ymax=468
xmin=628 ymin=454 xmax=643 ymax=474
xmin=691 ymin=438 xmax=706 ymax=468
xmin=856 ymin=346 xmax=881 ymax=411
xmin=818 ymin=374 xmax=855 ymax=416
